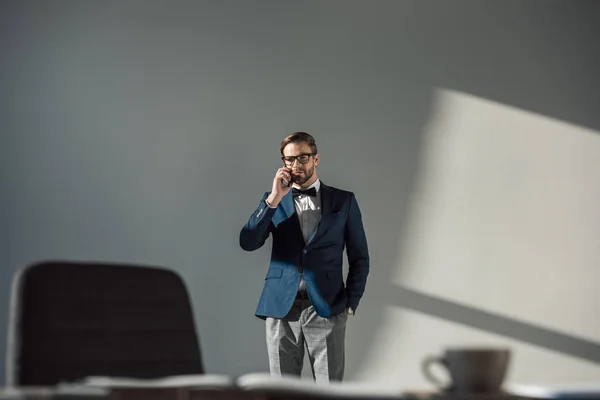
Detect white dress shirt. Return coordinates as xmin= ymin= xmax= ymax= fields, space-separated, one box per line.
xmin=293 ymin=179 xmax=321 ymax=243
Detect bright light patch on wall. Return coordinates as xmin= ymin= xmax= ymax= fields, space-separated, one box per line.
xmin=354 ymin=89 xmax=600 ymax=388
xmin=392 ymin=88 xmax=600 ymax=342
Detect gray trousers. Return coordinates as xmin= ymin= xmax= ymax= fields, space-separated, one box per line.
xmin=265 ymin=297 xmax=347 ymax=383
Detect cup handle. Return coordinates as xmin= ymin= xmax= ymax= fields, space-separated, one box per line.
xmin=421 ymin=355 xmax=451 ymax=391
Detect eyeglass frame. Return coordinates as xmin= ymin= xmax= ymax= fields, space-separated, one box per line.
xmin=281 ymin=153 xmax=315 ymax=166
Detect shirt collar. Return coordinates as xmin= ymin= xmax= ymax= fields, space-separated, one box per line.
xmin=293 ymin=178 xmax=320 ymax=193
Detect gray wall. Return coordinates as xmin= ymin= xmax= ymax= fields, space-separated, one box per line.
xmin=2 ymin=0 xmax=599 ymax=388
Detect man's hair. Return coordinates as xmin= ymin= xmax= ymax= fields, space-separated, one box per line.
xmin=280 ymin=132 xmax=318 ymax=155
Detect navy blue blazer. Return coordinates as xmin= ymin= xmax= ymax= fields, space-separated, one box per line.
xmin=240 ymin=182 xmax=369 ymax=319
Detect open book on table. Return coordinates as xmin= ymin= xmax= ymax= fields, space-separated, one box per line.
xmin=81 ymin=372 xmax=407 ymax=399
xmin=506 ymin=382 xmax=600 ymax=399
xmin=81 ymin=374 xmax=234 ymax=389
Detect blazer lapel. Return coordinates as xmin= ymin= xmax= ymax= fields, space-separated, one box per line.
xmin=308 ymin=182 xmax=335 ymax=244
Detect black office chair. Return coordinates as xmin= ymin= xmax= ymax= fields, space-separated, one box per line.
xmin=5 ymin=261 xmax=204 ymax=386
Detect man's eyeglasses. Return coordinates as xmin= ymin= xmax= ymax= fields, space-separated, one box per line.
xmin=282 ymin=153 xmax=314 ymax=166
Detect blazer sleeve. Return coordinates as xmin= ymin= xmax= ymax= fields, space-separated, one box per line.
xmin=239 ymin=192 xmax=277 ymax=251
xmin=344 ymin=193 xmax=370 ymax=312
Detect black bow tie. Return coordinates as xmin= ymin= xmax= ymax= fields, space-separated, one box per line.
xmin=292 ymin=187 xmax=317 ymax=198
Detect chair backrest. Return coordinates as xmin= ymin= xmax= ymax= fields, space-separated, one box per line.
xmin=5 ymin=261 xmax=204 ymax=386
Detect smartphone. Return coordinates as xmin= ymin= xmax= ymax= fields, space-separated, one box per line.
xmin=281 ymin=164 xmax=293 ymax=187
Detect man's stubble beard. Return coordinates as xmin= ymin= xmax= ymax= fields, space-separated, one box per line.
xmin=293 ymin=165 xmax=315 ymax=186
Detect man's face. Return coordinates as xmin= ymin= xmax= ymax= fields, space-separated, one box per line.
xmin=282 ymin=142 xmax=320 ymax=186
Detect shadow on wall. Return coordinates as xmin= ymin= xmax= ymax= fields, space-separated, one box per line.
xmin=386 ymin=286 xmax=600 ymax=364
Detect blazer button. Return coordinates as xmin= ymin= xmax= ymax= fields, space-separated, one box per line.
xmin=303 ymin=249 xmax=307 ymax=254
xmin=298 ymin=268 xmax=303 ymax=273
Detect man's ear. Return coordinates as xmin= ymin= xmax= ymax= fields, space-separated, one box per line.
xmin=314 ymin=153 xmax=320 ymax=166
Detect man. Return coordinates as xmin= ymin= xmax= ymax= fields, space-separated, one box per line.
xmin=239 ymin=132 xmax=370 ymax=383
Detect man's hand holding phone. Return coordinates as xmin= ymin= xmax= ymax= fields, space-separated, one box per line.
xmin=266 ymin=167 xmax=293 ymax=207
